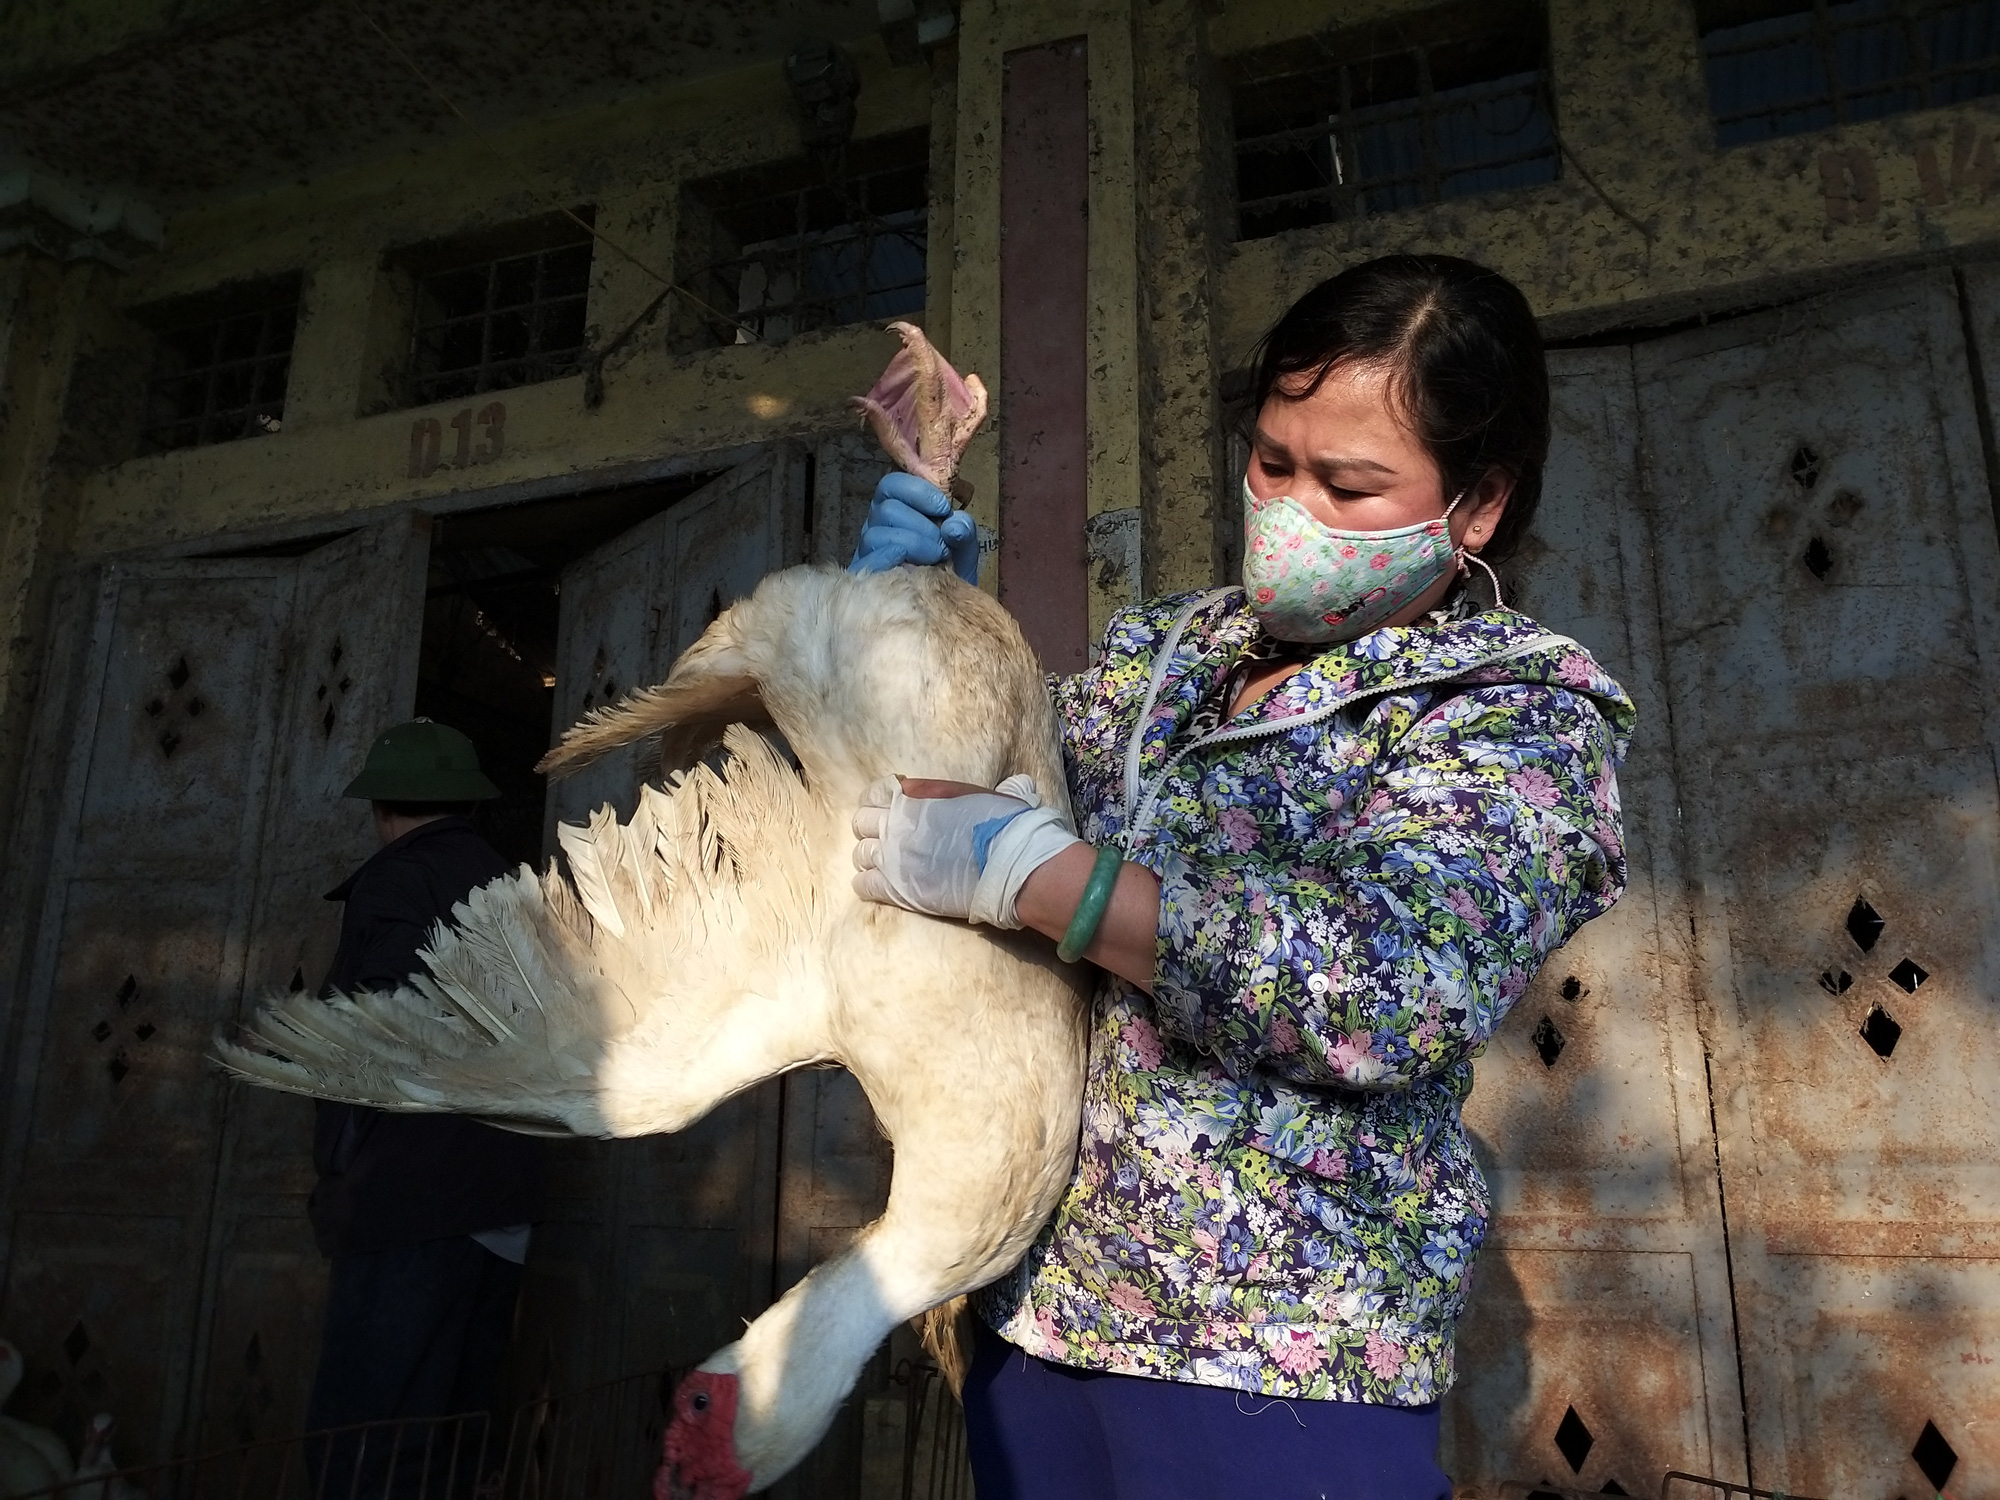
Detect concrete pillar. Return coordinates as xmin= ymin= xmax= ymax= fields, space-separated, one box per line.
xmin=951 ymin=0 xmax=1145 ymax=659
xmin=285 ymin=256 xmax=379 ymax=431
xmin=1133 ymin=0 xmax=1231 ymax=597
xmin=997 ymin=37 xmax=1093 ymax=673
xmin=0 ymin=249 xmax=95 ymax=845
xmin=583 ymin=186 xmax=682 ymax=405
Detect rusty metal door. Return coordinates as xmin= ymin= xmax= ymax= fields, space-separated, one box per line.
xmin=1631 ymin=271 xmax=2000 ymax=1500
xmin=192 ymin=517 xmax=431 ymax=1451
xmin=0 ymin=517 xmax=429 ymax=1464
xmin=520 ymin=446 xmax=806 ymax=1401
xmin=806 ymin=428 xmax=896 ymax=570
xmin=543 ymin=447 xmax=807 ymax=842
xmin=764 ymin=1067 xmax=897 ymax=1500
xmin=1442 ymin=348 xmax=1746 ymax=1495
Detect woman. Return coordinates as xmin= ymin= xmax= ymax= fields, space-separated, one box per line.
xmin=848 ymin=255 xmax=1634 ymax=1499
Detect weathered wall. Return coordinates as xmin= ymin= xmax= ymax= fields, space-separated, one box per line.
xmin=0 ymin=251 xmax=101 ymax=901
xmin=1211 ymin=0 xmax=2000 ymax=346
xmin=14 ymin=0 xmax=2000 ymax=625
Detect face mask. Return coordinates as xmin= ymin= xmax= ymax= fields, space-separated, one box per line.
xmin=1240 ymin=477 xmax=1476 ymax=644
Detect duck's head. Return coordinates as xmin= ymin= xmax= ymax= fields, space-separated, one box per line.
xmin=655 ymin=1370 xmax=752 ymax=1500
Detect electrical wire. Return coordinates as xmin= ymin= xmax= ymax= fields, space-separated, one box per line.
xmin=355 ymin=7 xmax=762 ymax=344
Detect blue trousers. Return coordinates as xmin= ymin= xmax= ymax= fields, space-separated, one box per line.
xmin=962 ymin=1321 xmax=1451 ymax=1500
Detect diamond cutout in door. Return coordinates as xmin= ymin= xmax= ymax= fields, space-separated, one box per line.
xmin=1911 ymin=1419 xmax=1957 ymax=1492
xmin=1532 ymin=1016 xmax=1566 ymax=1067
xmin=1860 ymin=1003 xmax=1902 ymax=1058
xmin=1846 ymin=897 xmax=1885 ymax=952
xmin=1553 ymin=1405 xmax=1594 ymax=1473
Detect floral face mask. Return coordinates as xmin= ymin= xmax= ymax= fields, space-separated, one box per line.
xmin=1240 ymin=477 xmax=1468 ymax=644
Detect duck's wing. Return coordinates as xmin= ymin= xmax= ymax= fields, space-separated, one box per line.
xmin=215 ymin=727 xmax=834 ymax=1138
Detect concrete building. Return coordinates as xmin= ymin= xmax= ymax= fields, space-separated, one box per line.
xmin=1 ymin=0 xmax=1997 ymax=1494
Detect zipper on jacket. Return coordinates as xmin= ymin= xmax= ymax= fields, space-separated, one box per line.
xmin=1121 ymin=590 xmax=1235 ymax=824
xmin=1121 ymin=631 xmax=1581 ymax=848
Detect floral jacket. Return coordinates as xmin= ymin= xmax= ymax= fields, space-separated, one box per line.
xmin=979 ymin=588 xmax=1635 ymax=1404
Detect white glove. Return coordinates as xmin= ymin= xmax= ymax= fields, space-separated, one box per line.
xmin=852 ymin=774 xmax=1081 ymax=927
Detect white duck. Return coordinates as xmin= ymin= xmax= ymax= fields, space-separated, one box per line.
xmin=70 ymin=1415 xmax=141 ymax=1500
xmin=217 ymin=328 xmax=1090 ymax=1499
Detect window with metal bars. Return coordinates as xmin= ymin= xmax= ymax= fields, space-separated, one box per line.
xmin=1229 ymin=1 xmax=1557 ymax=241
xmin=403 ymin=210 xmax=594 ymax=405
xmin=1701 ymin=0 xmax=2000 ymax=145
xmin=675 ymin=129 xmax=928 ymax=349
xmin=138 ymin=277 xmax=300 ymax=453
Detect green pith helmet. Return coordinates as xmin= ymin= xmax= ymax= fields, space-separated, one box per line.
xmin=342 ymin=719 xmax=501 ymax=802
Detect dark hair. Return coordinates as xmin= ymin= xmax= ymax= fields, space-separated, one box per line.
xmin=374 ymin=800 xmax=477 ymax=819
xmin=1243 ymin=254 xmax=1548 ymax=564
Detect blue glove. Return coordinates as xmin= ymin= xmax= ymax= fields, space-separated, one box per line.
xmin=849 ymin=472 xmax=980 ymax=585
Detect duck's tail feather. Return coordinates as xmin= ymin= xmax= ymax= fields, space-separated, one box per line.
xmin=218 ymin=727 xmax=832 ymax=1139
xmin=917 ymin=1297 xmax=974 ymax=1398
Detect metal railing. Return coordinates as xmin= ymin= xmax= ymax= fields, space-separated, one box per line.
xmin=13 ymin=1410 xmax=496 ymax=1500
xmin=1659 ymin=1473 xmax=1828 ymax=1500
xmin=141 ymin=299 xmax=297 ymax=453
xmin=888 ymin=1356 xmax=971 ymax=1500
xmin=9 ymin=1358 xmax=974 ymax=1500
xmin=1494 ymin=1472 xmax=1829 ymax=1500
xmin=1702 ymin=0 xmax=2000 ymax=147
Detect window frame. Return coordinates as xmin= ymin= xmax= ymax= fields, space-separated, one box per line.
xmin=135 ymin=275 xmax=302 ymax=455
xmin=1227 ymin=0 xmax=1559 ymax=241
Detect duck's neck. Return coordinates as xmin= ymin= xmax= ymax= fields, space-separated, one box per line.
xmin=709 ymin=1233 xmax=927 ymax=1488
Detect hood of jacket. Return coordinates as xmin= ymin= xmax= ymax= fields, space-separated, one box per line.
xmin=1112 ymin=587 xmax=1636 ymax=839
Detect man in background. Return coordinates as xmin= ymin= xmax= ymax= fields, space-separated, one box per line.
xmin=305 ymin=719 xmax=542 ymax=1475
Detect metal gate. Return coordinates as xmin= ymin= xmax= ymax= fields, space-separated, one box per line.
xmin=1450 ymin=270 xmax=2000 ymax=1498
xmin=0 ymin=518 xmax=430 ymax=1460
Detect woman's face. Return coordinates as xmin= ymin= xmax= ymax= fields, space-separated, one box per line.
xmin=1247 ymin=361 xmax=1513 ymax=622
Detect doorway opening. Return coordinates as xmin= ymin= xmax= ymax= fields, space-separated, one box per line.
xmin=416 ymin=471 xmax=724 ymax=866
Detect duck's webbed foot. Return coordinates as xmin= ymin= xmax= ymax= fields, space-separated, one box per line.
xmin=849 ymin=321 xmax=989 ymax=494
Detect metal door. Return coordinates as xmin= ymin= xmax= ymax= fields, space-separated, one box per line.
xmin=0 ymin=517 xmax=430 ymax=1463
xmin=1443 ymin=349 xmax=1745 ymax=1494
xmin=521 ymin=447 xmax=806 ymax=1401
xmin=1635 ymin=272 xmax=2000 ymax=1499
xmin=806 ymin=427 xmax=899 ymax=570
xmin=192 ymin=518 xmax=431 ymax=1450
xmin=766 ymin=1067 xmax=898 ymax=1500
xmin=544 ymin=448 xmax=807 ymax=842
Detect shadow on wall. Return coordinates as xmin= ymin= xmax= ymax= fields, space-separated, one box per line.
xmin=1440 ymin=1220 xmax=1532 ymax=1488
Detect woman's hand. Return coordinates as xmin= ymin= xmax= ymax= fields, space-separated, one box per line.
xmin=851 ymin=775 xmax=1076 ymax=925
xmin=853 ymin=778 xmax=1162 ymax=993
xmin=848 ymin=473 xmax=981 ymax=584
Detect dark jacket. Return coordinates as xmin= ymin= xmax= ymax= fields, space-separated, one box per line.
xmin=309 ymin=816 xmax=543 ymax=1257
